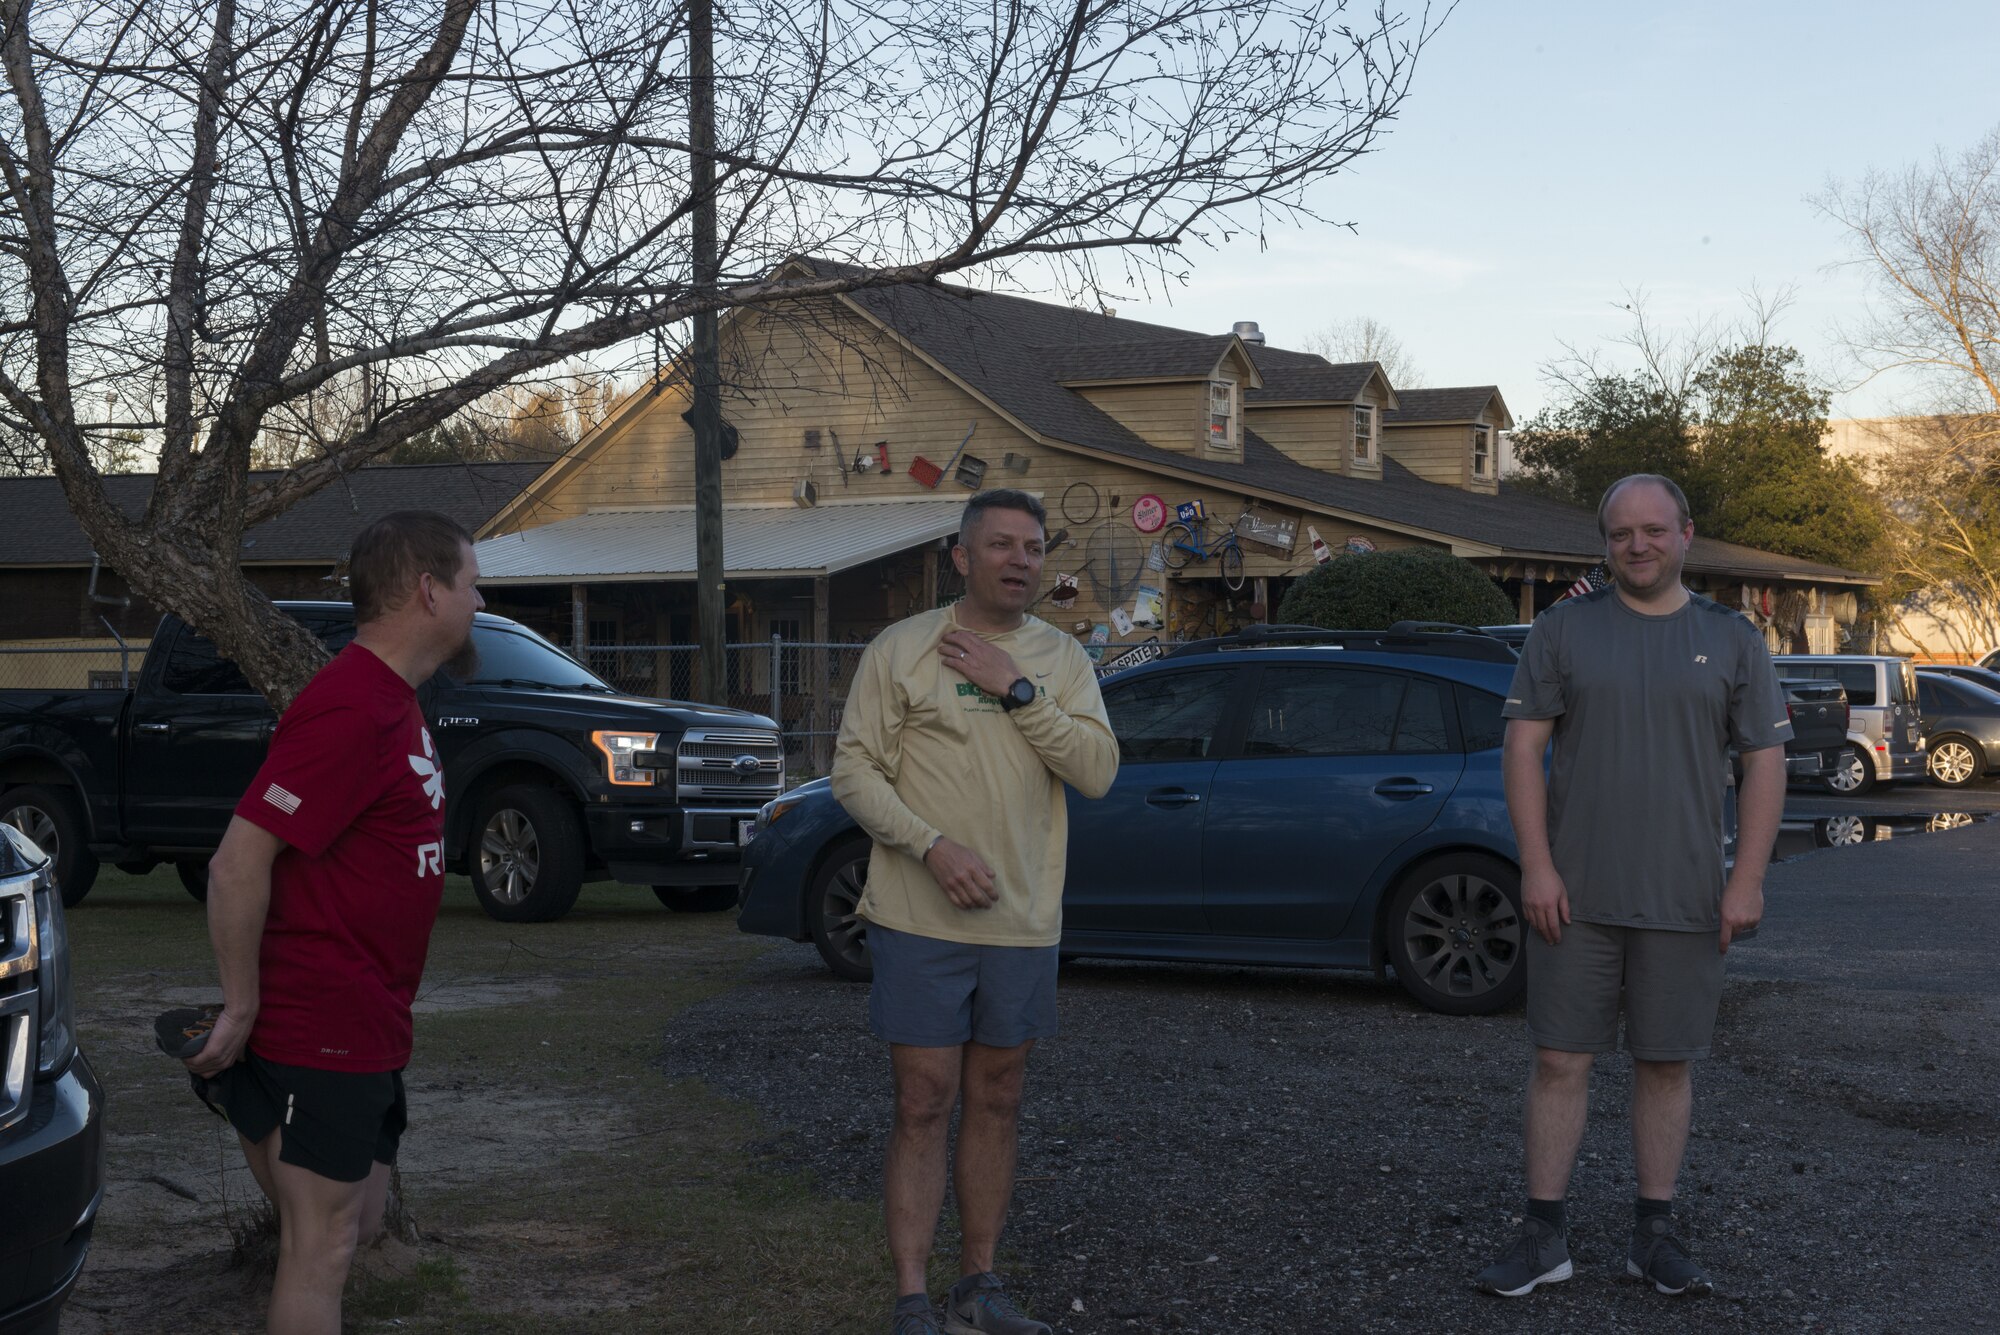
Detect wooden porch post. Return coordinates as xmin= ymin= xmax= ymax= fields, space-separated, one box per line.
xmin=1517 ymin=575 xmax=1535 ymax=623
xmin=570 ymin=584 xmax=587 ymax=658
xmin=922 ymin=543 xmax=940 ymax=612
xmin=811 ymin=574 xmax=832 ymax=773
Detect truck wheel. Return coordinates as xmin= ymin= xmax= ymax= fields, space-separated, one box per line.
xmin=652 ymin=884 xmax=738 ymax=913
xmin=1 ymin=785 xmax=99 ymax=908
xmin=807 ymin=838 xmax=874 ymax=982
xmin=177 ymin=859 xmax=211 ymax=902
xmin=1384 ymin=852 xmax=1525 ymax=1016
xmin=469 ymin=783 xmax=585 ymax=922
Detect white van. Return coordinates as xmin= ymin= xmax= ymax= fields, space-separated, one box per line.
xmin=1773 ymin=655 xmax=1927 ymax=795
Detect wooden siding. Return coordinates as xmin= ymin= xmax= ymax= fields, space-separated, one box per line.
xmin=1382 ymin=422 xmax=1467 ymax=487
xmin=1246 ymin=404 xmax=1350 ymax=476
xmin=1071 ymin=382 xmax=1205 ymax=455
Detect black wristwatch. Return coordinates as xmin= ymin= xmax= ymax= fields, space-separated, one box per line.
xmin=1000 ymin=677 xmax=1037 ymax=712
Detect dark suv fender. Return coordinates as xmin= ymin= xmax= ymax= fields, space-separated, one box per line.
xmin=442 ymin=730 xmax=596 ymax=865
xmin=0 ymin=738 xmax=99 ymax=841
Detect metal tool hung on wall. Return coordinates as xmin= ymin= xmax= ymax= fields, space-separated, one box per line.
xmin=955 ymin=452 xmax=987 ymax=488
xmin=909 ymin=421 xmax=975 ymax=489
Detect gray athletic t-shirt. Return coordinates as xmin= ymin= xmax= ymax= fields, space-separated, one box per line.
xmin=1502 ymin=587 xmax=1792 ymax=931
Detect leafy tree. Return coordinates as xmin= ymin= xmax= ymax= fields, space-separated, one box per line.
xmin=1696 ymin=345 xmax=1883 ymax=569
xmin=1512 ymin=343 xmax=1884 ymax=571
xmin=1277 ymin=546 xmax=1513 ymax=629
xmin=1509 ymin=374 xmax=1706 ymax=516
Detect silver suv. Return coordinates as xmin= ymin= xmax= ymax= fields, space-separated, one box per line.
xmin=1773 ymin=654 xmax=1927 ymax=795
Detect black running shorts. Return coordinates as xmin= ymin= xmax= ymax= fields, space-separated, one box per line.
xmin=215 ymin=1053 xmax=408 ymax=1183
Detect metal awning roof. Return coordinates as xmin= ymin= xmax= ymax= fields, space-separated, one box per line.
xmin=473 ymin=498 xmax=967 ymax=585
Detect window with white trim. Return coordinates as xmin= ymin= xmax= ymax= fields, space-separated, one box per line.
xmin=1472 ymin=424 xmax=1493 ymax=478
xmin=1208 ymin=380 xmax=1237 ymax=450
xmin=1353 ymin=403 xmax=1376 ymax=464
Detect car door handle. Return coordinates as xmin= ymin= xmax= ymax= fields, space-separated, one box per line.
xmin=1145 ymin=789 xmax=1202 ymax=808
xmin=135 ymin=722 xmax=170 ymax=734
xmin=1373 ymin=779 xmax=1435 ymax=798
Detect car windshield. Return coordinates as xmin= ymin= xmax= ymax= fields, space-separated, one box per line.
xmin=460 ymin=625 xmax=616 ymax=693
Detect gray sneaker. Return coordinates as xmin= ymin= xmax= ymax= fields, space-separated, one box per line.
xmin=1474 ymin=1216 xmax=1573 ymax=1297
xmin=892 ymin=1295 xmax=943 ymax=1335
xmin=1628 ymin=1215 xmax=1712 ymax=1295
xmin=943 ymin=1272 xmax=1050 ymax=1335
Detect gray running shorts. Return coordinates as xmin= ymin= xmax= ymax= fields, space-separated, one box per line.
xmin=867 ymin=922 xmax=1059 ymax=1049
xmin=1525 ymin=920 xmax=1726 ymax=1061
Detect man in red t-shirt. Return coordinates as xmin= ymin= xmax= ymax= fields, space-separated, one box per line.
xmin=187 ymin=511 xmax=483 ymax=1335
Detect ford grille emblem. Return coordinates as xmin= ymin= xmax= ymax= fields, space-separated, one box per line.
xmin=732 ymin=753 xmax=762 ymax=777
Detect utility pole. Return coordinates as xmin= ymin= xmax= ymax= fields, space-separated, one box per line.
xmin=689 ymin=0 xmax=726 ymax=704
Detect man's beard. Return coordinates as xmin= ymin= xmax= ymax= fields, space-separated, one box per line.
xmin=443 ymin=633 xmax=480 ymax=681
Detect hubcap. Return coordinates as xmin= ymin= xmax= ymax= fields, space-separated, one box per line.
xmin=479 ymin=808 xmax=541 ymax=905
xmin=821 ymin=857 xmax=872 ymax=967
xmin=1931 ymin=741 xmax=1976 ymax=785
xmin=1829 ymin=750 xmax=1868 ymax=792
xmin=1 ymin=804 xmax=58 ymax=862
xmin=1400 ymin=872 xmax=1520 ymax=999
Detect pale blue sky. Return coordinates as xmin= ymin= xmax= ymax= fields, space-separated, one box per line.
xmin=1088 ymin=0 xmax=2000 ymax=422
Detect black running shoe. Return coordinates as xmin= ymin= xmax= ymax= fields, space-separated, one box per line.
xmin=154 ymin=1003 xmax=223 ymax=1059
xmin=1474 ymin=1216 xmax=1573 ymax=1297
xmin=1628 ymin=1215 xmax=1713 ymax=1295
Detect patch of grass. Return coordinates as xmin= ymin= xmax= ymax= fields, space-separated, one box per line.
xmin=66 ymin=865 xmax=898 ymax=1334
xmin=349 ymin=1256 xmax=469 ymax=1325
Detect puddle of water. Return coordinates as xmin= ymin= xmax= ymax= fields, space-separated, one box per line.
xmin=1774 ymin=811 xmax=1995 ymax=861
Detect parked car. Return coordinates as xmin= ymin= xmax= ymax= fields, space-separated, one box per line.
xmin=1777 ymin=678 xmax=1850 ymax=785
xmin=0 ymin=604 xmax=782 ymax=922
xmin=1772 ymin=654 xmax=1927 ymax=795
xmin=1914 ymin=670 xmax=2000 ymax=788
xmin=1478 ymin=624 xmax=1532 ymax=650
xmin=0 ymin=823 xmax=104 ymax=1335
xmin=1917 ymin=663 xmax=2000 ymax=696
xmin=741 ymin=623 xmax=1534 ymax=1015
xmin=1980 ymin=648 xmax=2000 ymax=672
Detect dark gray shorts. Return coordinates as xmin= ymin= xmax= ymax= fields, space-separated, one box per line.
xmin=1525 ymin=920 xmax=1725 ymax=1061
xmin=867 ymin=923 xmax=1059 ymax=1049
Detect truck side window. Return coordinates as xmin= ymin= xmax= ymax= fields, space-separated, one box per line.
xmin=158 ymin=630 xmax=254 ymax=696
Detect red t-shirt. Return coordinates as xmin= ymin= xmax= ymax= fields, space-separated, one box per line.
xmin=234 ymin=643 xmax=447 ymax=1072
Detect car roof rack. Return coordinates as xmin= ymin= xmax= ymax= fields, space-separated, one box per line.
xmin=1165 ymin=621 xmax=1519 ymax=664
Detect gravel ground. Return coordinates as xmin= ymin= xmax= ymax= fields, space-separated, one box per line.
xmin=664 ymin=814 xmax=2000 ymax=1333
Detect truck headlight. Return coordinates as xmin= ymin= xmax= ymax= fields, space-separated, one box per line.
xmin=591 ymin=731 xmax=662 ymax=786
xmin=34 ymin=868 xmax=75 ymax=1078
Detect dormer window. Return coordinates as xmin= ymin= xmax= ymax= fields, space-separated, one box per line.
xmin=1472 ymin=424 xmax=1493 ymax=478
xmin=1208 ymin=380 xmax=1237 ymax=450
xmin=1353 ymin=404 xmax=1376 ymax=464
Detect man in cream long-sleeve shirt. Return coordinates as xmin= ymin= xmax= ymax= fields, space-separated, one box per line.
xmin=832 ymin=489 xmax=1117 ymax=1335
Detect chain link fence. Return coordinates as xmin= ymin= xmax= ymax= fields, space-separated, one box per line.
xmin=583 ymin=638 xmax=869 ymax=778
xmin=0 ymin=637 xmax=141 ymax=691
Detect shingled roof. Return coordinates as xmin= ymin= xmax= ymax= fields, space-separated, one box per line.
xmin=1384 ymin=386 xmax=1504 ymax=425
xmin=1042 ymin=335 xmax=1245 ymax=384
xmin=790 ymin=261 xmax=1872 ymax=586
xmin=0 ymin=461 xmax=545 ymax=566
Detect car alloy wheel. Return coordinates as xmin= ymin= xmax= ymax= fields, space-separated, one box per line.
xmin=1927 ymin=737 xmax=1980 ymax=787
xmin=1386 ymin=854 xmax=1525 ymax=1015
xmin=1 ymin=802 xmax=57 ymax=863
xmin=808 ymin=839 xmax=873 ymax=982
xmin=480 ymin=808 xmax=541 ymax=905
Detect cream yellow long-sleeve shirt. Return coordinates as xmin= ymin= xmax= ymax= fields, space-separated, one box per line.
xmin=829 ymin=605 xmax=1119 ymax=947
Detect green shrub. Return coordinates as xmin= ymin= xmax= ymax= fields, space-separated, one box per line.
xmin=1275 ymin=546 xmax=1514 ymax=630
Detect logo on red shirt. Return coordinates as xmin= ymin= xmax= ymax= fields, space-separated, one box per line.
xmin=407 ymin=727 xmax=444 ymax=809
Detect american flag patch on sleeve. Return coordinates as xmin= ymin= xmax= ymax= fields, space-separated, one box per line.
xmin=263 ymin=783 xmax=302 ymax=816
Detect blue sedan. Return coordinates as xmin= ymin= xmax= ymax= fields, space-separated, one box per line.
xmin=738 ymin=631 xmax=1529 ymax=1015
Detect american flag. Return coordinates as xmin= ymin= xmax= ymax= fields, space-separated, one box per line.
xmin=1561 ymin=564 xmax=1611 ymax=601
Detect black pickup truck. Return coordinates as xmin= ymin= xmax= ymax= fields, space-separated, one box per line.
xmin=1780 ymin=677 xmax=1850 ymax=785
xmin=0 ymin=603 xmax=782 ymax=922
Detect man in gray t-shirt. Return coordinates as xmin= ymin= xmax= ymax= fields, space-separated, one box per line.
xmin=1474 ymin=474 xmax=1790 ymax=1303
